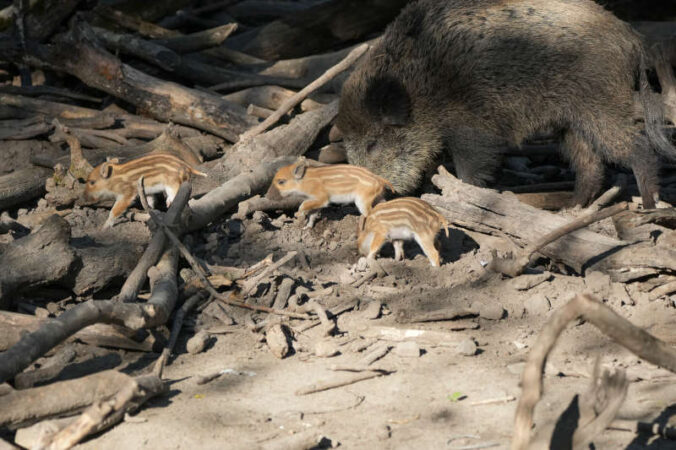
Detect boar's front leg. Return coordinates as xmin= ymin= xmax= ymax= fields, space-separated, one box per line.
xmin=446 ymin=127 xmax=506 ymax=186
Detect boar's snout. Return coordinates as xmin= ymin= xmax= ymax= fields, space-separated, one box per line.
xmin=266 ymin=184 xmax=282 ymax=201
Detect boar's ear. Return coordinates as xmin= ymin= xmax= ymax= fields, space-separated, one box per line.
xmin=292 ymin=162 xmax=307 ymax=180
xmin=100 ymin=163 xmax=114 ymax=179
xmin=364 ymin=75 xmax=410 ymax=126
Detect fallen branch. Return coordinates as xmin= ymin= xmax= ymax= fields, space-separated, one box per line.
xmin=0 ymin=215 xmax=76 ymax=308
xmin=239 ymin=43 xmax=368 ymax=140
xmin=0 ymin=370 xmax=132 ymax=429
xmin=488 ymin=202 xmax=629 ymax=277
xmin=511 ymin=294 xmax=676 ymax=450
xmin=43 ymin=374 xmax=166 ymax=449
xmin=0 ymin=166 xmax=53 ymax=210
xmin=423 ymin=167 xmax=676 ymax=278
xmin=295 ymin=369 xmax=392 ymax=396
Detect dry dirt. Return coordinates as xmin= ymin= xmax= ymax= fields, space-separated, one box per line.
xmin=7 ymin=200 xmax=671 ymax=449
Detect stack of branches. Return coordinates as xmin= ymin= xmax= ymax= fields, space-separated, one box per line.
xmin=0 ymin=0 xmax=406 ymax=447
xmin=0 ymin=0 xmax=675 ymax=448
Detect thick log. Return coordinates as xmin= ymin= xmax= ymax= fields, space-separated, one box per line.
xmin=0 ymin=215 xmax=76 ymax=308
xmin=188 ymin=157 xmax=296 ymax=231
xmin=0 ymin=370 xmax=132 ymax=429
xmin=0 ymin=311 xmax=156 ymax=353
xmin=228 ymin=100 xmax=339 ymax=173
xmin=0 ymin=93 xmax=109 ymax=121
xmin=225 ymin=0 xmax=408 ymax=60
xmin=0 ymin=166 xmax=52 ymax=210
xmin=4 ymin=20 xmax=257 ymax=142
xmin=422 ymin=167 xmax=676 ymax=277
xmin=0 ymin=118 xmax=52 ymax=140
xmin=68 ymin=241 xmax=143 ymax=296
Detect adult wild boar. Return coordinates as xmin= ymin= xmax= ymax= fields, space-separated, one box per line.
xmin=337 ymin=0 xmax=675 ymax=208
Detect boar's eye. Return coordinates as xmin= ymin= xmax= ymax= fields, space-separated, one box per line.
xmin=88 ymin=181 xmax=95 ymax=185
xmin=277 ymin=179 xmax=286 ymax=185
xmin=366 ymin=141 xmax=377 ymax=153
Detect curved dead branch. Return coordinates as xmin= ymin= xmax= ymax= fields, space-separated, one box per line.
xmin=511 ymin=294 xmax=676 ymax=450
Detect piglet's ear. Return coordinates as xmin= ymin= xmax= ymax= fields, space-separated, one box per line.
xmin=364 ymin=75 xmax=411 ymax=126
xmin=100 ymin=163 xmax=113 ymax=179
xmin=293 ymin=163 xmax=307 ymax=180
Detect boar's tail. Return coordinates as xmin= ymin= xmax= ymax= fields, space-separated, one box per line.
xmin=638 ymin=51 xmax=676 ymax=159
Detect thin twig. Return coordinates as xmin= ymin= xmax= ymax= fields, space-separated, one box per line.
xmin=153 ymin=292 xmax=207 ymax=378
xmin=295 ymin=369 xmax=391 ymax=396
xmin=239 ymin=43 xmax=369 ymax=140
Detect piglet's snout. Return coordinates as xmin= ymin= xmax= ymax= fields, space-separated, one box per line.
xmin=266 ymin=185 xmax=282 ymax=201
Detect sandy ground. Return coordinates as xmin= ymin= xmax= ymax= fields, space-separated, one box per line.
xmin=35 ymin=203 xmax=672 ymax=450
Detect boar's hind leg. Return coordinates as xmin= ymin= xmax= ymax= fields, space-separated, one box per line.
xmin=627 ymin=136 xmax=659 ymax=209
xmin=447 ymin=127 xmax=505 ymax=186
xmin=564 ymin=131 xmax=604 ymax=207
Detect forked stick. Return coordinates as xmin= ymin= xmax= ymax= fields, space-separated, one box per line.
xmin=136 ymin=178 xmax=310 ymax=320
xmin=511 ymin=293 xmax=676 ymax=450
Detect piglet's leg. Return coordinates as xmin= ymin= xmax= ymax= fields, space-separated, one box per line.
xmin=104 ymin=195 xmax=135 ymax=229
xmin=393 ymin=240 xmax=405 ymax=261
xmin=414 ymin=233 xmax=441 ymax=267
xmin=298 ymin=197 xmax=328 ymax=229
xmin=354 ymin=196 xmax=371 ymax=216
xmin=164 ymin=185 xmax=178 ymax=207
xmin=366 ymin=232 xmax=387 ymax=261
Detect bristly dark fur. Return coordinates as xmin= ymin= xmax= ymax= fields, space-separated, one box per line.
xmin=337 ymin=0 xmax=675 ymax=208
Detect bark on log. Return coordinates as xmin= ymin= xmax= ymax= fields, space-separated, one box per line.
xmin=225 ymin=0 xmax=409 ymax=60
xmin=188 ymin=157 xmax=296 ymax=231
xmin=0 ymin=166 xmax=52 ymax=210
xmin=0 ymin=84 xmax=103 ymax=104
xmin=0 ymin=0 xmax=80 ymax=42
xmin=91 ymin=26 xmax=181 ymax=72
xmin=0 ymin=311 xmax=156 ymax=353
xmin=0 ymin=370 xmax=132 ymax=429
xmin=422 ymin=167 xmax=676 ymax=278
xmin=0 ymin=215 xmax=76 ymax=308
xmin=3 ymin=20 xmax=257 ymax=141
xmin=152 ymin=23 xmax=238 ymax=54
xmin=68 ymin=240 xmax=143 ymax=296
